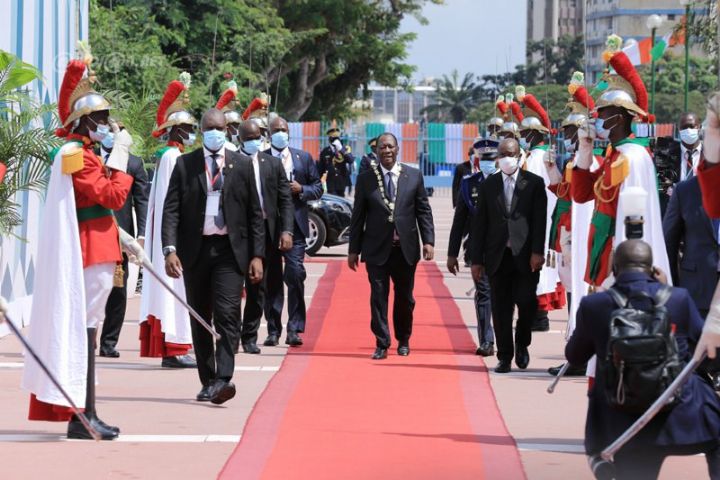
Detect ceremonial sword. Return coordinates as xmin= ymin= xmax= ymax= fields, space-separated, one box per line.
xmin=546 ymin=362 xmax=571 ymax=394
xmin=118 ymin=229 xmax=221 ymax=341
xmin=0 ymin=297 xmax=101 ymax=441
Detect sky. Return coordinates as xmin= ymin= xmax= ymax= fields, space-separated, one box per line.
xmin=400 ymin=0 xmax=528 ymax=82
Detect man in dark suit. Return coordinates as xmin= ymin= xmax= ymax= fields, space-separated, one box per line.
xmin=348 ymin=132 xmax=435 ymax=360
xmin=448 ymin=140 xmax=498 ymax=357
xmin=162 ymin=108 xmax=265 ymax=404
xmin=664 ymin=176 xmax=720 ymax=318
xmin=263 ymin=116 xmax=324 ymax=347
xmin=451 ymin=146 xmax=475 ymax=208
xmin=358 ymin=137 xmax=378 ymax=175
xmin=471 ymin=138 xmax=547 ymax=373
xmin=237 ymin=119 xmax=294 ymax=354
xmin=319 ymin=127 xmax=354 ymax=197
xmin=98 ymin=126 xmax=149 ymax=358
xmin=566 ymin=240 xmax=720 ymax=478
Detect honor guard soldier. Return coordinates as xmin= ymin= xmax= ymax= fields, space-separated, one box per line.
xmin=319 ymin=127 xmax=354 ymax=197
xmin=216 ymin=80 xmax=242 ymax=151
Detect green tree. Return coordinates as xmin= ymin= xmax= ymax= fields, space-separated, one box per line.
xmin=0 ymin=51 xmax=57 ymax=235
xmin=421 ymin=71 xmax=481 ymax=123
xmin=524 ymin=35 xmax=586 ymax=86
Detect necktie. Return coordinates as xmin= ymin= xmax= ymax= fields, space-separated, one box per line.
xmin=504 ymin=175 xmax=514 ymax=213
xmin=386 ymin=172 xmax=395 ymax=202
xmin=210 ymin=154 xmax=225 ymax=228
xmin=686 ymin=150 xmax=695 ymax=179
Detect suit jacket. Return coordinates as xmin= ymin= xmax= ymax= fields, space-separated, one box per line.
xmin=358 ymin=153 xmax=376 ymax=175
xmin=255 ymin=151 xmax=294 ymax=245
xmin=448 ymin=171 xmax=484 ymax=258
xmin=566 ymin=271 xmax=720 ymax=454
xmin=349 ymin=164 xmax=435 ymax=266
xmin=451 ymin=161 xmax=472 ymax=208
xmin=663 ymin=177 xmax=719 ymax=311
xmin=262 ymin=147 xmax=323 ymax=238
xmin=115 ymin=154 xmax=148 ymax=237
xmin=161 ymin=148 xmax=265 ymax=273
xmin=471 ymin=170 xmax=547 ymax=276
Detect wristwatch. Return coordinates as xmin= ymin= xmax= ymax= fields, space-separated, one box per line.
xmin=162 ymin=246 xmax=176 ymax=257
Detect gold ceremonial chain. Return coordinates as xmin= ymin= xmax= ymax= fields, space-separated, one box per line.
xmin=593 ymin=172 xmax=620 ymax=204
xmin=372 ymin=164 xmax=401 ymax=223
xmin=556 ymin=180 xmax=570 ymax=199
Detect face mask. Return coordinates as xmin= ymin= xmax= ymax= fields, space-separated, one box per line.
xmin=563 ymin=138 xmax=576 ymax=153
xmin=182 ymin=132 xmax=197 ymax=147
xmin=230 ymin=133 xmax=239 ymax=145
xmin=518 ymin=138 xmax=529 ymax=150
xmin=679 ymin=128 xmax=699 ymax=145
xmin=203 ymin=129 xmax=226 ymax=152
xmin=101 ymin=132 xmax=115 ymax=150
xmin=271 ymin=131 xmax=290 ymax=150
xmin=498 ymin=156 xmax=519 ymax=175
xmin=243 ymin=139 xmax=262 ymax=155
xmin=88 ymin=121 xmax=110 ymax=142
xmin=595 ymin=115 xmax=618 ymax=140
xmin=479 ymin=160 xmax=496 ymax=177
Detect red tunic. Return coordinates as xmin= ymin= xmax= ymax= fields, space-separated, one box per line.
xmin=548 ymin=180 xmax=572 ymax=253
xmin=67 ymin=134 xmax=133 ymax=267
xmin=698 ymin=160 xmax=720 ymax=218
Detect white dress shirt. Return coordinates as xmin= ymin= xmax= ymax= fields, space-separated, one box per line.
xmin=272 ymin=146 xmax=294 ymax=181
xmin=380 ymin=161 xmax=401 ymax=195
xmin=202 ymin=147 xmax=228 ymax=236
xmin=680 ymin=142 xmax=702 ymax=179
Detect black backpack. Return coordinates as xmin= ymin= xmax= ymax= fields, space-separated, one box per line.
xmin=602 ymin=285 xmax=683 ymax=414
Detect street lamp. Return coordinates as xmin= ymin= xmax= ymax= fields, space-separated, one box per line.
xmin=646 ymin=14 xmax=664 ymax=120
xmin=679 ymin=0 xmax=693 ymax=111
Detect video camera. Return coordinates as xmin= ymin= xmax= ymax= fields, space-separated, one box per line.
xmin=651 ymin=136 xmax=680 ymax=197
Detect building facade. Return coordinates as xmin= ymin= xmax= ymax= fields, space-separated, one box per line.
xmin=366 ymin=85 xmax=436 ymax=124
xmin=527 ymin=0 xmax=585 ymax=61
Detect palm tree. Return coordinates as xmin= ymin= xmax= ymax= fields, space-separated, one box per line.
xmin=0 ymin=50 xmax=58 ymax=236
xmin=421 ymin=70 xmax=481 ymax=123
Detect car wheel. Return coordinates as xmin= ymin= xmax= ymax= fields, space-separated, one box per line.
xmin=306 ymin=212 xmax=327 ymax=256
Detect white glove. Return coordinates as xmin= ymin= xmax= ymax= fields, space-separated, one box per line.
xmin=105 ymin=129 xmax=133 ymax=173
xmin=703 ymin=94 xmax=720 ymax=164
xmin=332 ymin=139 xmax=343 ymax=154
xmin=0 ymin=295 xmax=8 ymax=315
xmin=544 ymin=148 xmax=562 ymax=185
xmin=575 ymin=120 xmax=595 ymax=170
xmin=118 ymin=227 xmax=145 ymax=266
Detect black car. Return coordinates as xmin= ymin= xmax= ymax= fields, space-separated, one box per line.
xmin=305 ymin=194 xmax=352 ymax=255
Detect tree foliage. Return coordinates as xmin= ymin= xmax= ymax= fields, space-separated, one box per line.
xmin=421 ymin=71 xmax=481 ymax=123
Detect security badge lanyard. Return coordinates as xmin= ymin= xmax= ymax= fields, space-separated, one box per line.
xmin=205 ymin=160 xmax=223 ymax=217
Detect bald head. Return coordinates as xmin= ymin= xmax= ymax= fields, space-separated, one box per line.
xmin=613 ymin=240 xmax=653 ymax=276
xmin=269 ymin=116 xmax=289 ymax=134
xmin=498 ymin=138 xmax=520 ymax=158
xmin=239 ymin=119 xmax=261 ymax=142
xmin=201 ymin=108 xmax=226 ymax=132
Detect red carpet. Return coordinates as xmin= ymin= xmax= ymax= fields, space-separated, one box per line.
xmin=219 ymin=261 xmax=526 ymax=479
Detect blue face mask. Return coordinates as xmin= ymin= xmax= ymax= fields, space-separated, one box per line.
xmin=203 ymin=129 xmax=226 ymax=152
xmin=101 ymin=132 xmax=115 ymax=150
xmin=595 ymin=114 xmax=618 ymax=140
xmin=182 ymin=132 xmax=197 ymax=146
xmin=88 ymin=122 xmax=110 ymax=142
xmin=563 ymin=138 xmax=576 ymax=153
xmin=479 ymin=160 xmax=496 ymax=177
xmin=519 ymin=138 xmax=529 ymax=150
xmin=271 ymin=131 xmax=290 ymax=150
xmin=243 ymin=139 xmax=263 ymax=155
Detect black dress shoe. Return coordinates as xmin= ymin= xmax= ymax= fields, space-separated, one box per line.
xmin=548 ymin=362 xmax=587 ymax=376
xmin=210 ymin=380 xmax=236 ymax=405
xmin=67 ymin=414 xmax=119 ymax=440
xmin=495 ymin=360 xmax=512 ymax=373
xmin=371 ymin=347 xmax=388 ymax=360
xmin=242 ymin=343 xmax=261 ymax=354
xmin=397 ymin=345 xmax=410 ymax=356
xmin=531 ymin=316 xmax=550 ymax=332
xmin=475 ymin=342 xmax=495 ymax=357
xmin=161 ymin=354 xmax=197 ymax=369
xmin=286 ymin=332 xmax=303 ymax=347
xmin=263 ymin=335 xmax=279 ymax=347
xmin=196 ymin=384 xmax=212 ymax=402
xmin=94 ymin=416 xmax=120 ymax=435
xmin=515 ymin=346 xmax=530 ymax=370
xmin=99 ymin=348 xmax=120 ymax=358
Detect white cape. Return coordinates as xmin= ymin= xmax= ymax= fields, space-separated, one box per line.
xmin=139 ymin=147 xmax=191 ymax=344
xmin=21 ymin=144 xmax=87 ymax=407
xmin=525 ymin=147 xmax=561 ymax=296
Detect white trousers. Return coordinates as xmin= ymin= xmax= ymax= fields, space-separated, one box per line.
xmin=84 ymin=262 xmax=115 ymax=329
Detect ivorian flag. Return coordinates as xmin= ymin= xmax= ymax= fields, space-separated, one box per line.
xmin=622 ymin=18 xmax=685 ymax=65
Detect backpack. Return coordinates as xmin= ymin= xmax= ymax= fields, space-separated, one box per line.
xmin=602 ymin=285 xmax=683 ymax=414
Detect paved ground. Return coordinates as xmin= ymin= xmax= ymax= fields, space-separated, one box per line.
xmin=0 ymin=194 xmax=712 ymax=479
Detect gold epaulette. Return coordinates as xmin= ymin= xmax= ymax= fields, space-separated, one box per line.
xmin=346 ymin=145 xmax=352 ymax=154
xmin=61 ymin=147 xmax=84 ymax=174
xmin=564 ymin=161 xmax=574 ymax=183
xmin=609 ymin=154 xmax=629 ymax=187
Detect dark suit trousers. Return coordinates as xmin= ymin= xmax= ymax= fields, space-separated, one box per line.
xmin=474 ymin=272 xmax=494 ymax=344
xmin=183 ymin=235 xmax=242 ymax=387
xmin=100 ymin=253 xmax=129 ymax=351
xmin=267 ymin=223 xmax=307 ymax=335
xmin=489 ymin=248 xmax=539 ymax=362
xmin=611 ymin=442 xmax=720 ymax=480
xmin=366 ymin=246 xmax=417 ymax=349
xmin=242 ymin=225 xmax=283 ymax=344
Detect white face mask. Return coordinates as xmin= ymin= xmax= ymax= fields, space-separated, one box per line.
xmin=498 ymin=156 xmax=519 ymax=175
xmin=679 ymin=128 xmax=699 ymax=145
